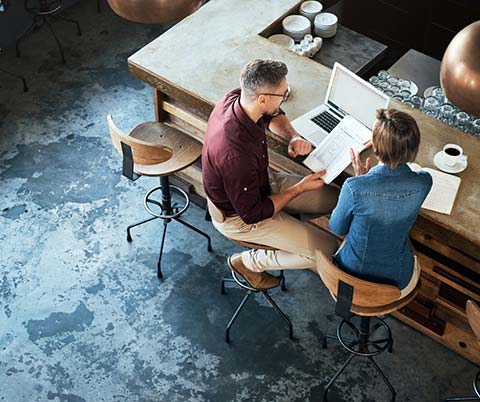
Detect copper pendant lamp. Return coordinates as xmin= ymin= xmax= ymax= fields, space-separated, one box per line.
xmin=440 ymin=20 xmax=480 ymax=116
xmin=107 ymin=0 xmax=204 ymax=24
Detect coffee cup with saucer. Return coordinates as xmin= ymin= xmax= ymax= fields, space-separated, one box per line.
xmin=433 ymin=143 xmax=468 ymax=173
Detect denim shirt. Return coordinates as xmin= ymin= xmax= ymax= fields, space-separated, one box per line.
xmin=329 ymin=164 xmax=432 ymax=289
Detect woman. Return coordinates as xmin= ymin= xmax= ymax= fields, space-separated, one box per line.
xmin=328 ymin=108 xmax=432 ymax=290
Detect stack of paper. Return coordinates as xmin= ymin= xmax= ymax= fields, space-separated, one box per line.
xmin=409 ymin=163 xmax=461 ymax=215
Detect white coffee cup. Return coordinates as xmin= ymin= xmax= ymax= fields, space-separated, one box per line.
xmin=442 ymin=143 xmax=468 ymax=167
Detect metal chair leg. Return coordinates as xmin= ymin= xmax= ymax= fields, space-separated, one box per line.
xmin=126 ymin=216 xmax=159 ymax=242
xmin=323 ymin=354 xmax=355 ymax=402
xmin=278 ymin=270 xmax=286 ymax=291
xmin=225 ymin=290 xmax=252 ymax=343
xmin=0 ymin=67 xmax=28 ymax=92
xmin=52 ymin=15 xmax=82 ymax=35
xmin=174 ymin=216 xmax=213 ymax=252
xmin=369 ymin=356 xmax=396 ymax=402
xmin=157 ymin=221 xmax=169 ymax=279
xmin=262 ymin=291 xmax=293 ymax=340
xmin=15 ymin=20 xmax=37 ymax=57
xmin=44 ymin=17 xmax=66 ymax=63
xmin=321 ymin=333 xmax=338 ymax=349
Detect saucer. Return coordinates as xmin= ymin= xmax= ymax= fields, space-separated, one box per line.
xmin=433 ymin=151 xmax=467 ymax=174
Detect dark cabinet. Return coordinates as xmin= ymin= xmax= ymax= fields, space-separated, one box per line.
xmin=343 ymin=0 xmax=480 ymax=59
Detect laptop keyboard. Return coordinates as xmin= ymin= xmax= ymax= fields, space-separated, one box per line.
xmin=310 ymin=111 xmax=341 ymax=133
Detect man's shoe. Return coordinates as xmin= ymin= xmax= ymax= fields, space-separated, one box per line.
xmin=228 ymin=253 xmax=281 ymax=290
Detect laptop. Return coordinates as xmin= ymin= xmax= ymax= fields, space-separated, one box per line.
xmin=291 ymin=62 xmax=389 ymax=147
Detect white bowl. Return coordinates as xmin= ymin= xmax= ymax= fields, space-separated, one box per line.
xmin=282 ymin=15 xmax=311 ymax=34
xmin=314 ymin=12 xmax=338 ymax=28
xmin=300 ymin=1 xmax=323 ymax=15
xmin=284 ymin=28 xmax=311 ymax=42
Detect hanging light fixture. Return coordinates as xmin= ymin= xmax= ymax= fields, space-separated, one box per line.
xmin=107 ymin=0 xmax=204 ymax=24
xmin=440 ymin=20 xmax=480 ymax=116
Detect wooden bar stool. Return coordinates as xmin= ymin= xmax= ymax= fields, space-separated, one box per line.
xmin=315 ymin=250 xmax=421 ymax=402
xmin=107 ymin=115 xmax=212 ymax=279
xmin=443 ymin=300 xmax=480 ymax=402
xmin=207 ymin=200 xmax=292 ymax=343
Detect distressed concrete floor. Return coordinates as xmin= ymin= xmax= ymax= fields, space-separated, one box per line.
xmin=0 ymin=2 xmax=477 ymax=402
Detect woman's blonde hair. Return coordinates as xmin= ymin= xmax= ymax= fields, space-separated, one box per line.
xmin=372 ymin=108 xmax=421 ymax=168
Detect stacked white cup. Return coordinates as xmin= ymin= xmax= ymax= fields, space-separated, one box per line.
xmin=314 ymin=12 xmax=338 ymax=38
xmin=299 ymin=1 xmax=323 ymax=23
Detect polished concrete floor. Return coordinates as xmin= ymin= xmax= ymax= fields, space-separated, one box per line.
xmin=0 ymin=2 xmax=477 ymax=402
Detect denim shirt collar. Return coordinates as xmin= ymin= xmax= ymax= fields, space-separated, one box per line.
xmin=367 ymin=163 xmax=411 ymax=176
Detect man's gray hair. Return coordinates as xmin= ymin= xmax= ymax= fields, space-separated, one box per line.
xmin=240 ymin=59 xmax=288 ymax=98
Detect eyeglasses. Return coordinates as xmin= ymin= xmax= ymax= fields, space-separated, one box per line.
xmin=261 ymin=86 xmax=291 ymax=102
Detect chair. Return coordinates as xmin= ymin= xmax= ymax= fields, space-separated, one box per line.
xmin=315 ymin=250 xmax=421 ymax=402
xmin=16 ymin=0 xmax=82 ymax=64
xmin=207 ymin=199 xmax=292 ymax=343
xmin=0 ymin=66 xmax=28 ymax=92
xmin=107 ymin=115 xmax=212 ymax=279
xmin=443 ymin=300 xmax=480 ymax=401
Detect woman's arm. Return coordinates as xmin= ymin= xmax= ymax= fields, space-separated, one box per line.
xmin=329 ymin=182 xmax=354 ymax=236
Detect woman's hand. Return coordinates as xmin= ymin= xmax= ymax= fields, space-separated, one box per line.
xmin=288 ymin=136 xmax=313 ymax=157
xmin=350 ymin=148 xmax=371 ymax=176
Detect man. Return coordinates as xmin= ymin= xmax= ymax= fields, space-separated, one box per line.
xmin=202 ymin=59 xmax=339 ymax=290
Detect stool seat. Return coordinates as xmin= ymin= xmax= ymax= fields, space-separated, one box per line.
xmin=130 ymin=122 xmax=202 ymax=177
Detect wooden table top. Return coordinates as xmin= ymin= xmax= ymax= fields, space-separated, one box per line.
xmin=128 ymin=0 xmax=480 ymax=247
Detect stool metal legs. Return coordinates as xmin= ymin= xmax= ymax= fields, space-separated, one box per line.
xmin=323 ymin=316 xmax=395 ymax=402
xmin=444 ymin=370 xmax=480 ymax=401
xmin=127 ymin=175 xmax=212 ymax=279
xmin=0 ymin=67 xmax=28 ymax=92
xmin=16 ymin=8 xmax=81 ymax=64
xmin=221 ymin=271 xmax=293 ymax=343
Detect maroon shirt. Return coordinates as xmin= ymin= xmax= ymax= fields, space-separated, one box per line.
xmin=202 ymin=88 xmax=276 ymax=224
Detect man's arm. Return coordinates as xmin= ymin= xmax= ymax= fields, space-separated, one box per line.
xmin=268 ymin=113 xmax=312 ymax=157
xmin=268 ymin=171 xmax=326 ymax=214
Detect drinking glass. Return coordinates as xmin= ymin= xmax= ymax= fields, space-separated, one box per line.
xmin=388 ymin=84 xmax=401 ymax=95
xmin=378 ymin=80 xmax=389 ymax=92
xmin=387 ymin=76 xmax=399 ymax=86
xmin=421 ymin=96 xmax=441 ymax=117
xmin=432 ymin=86 xmax=445 ymax=104
xmin=391 ymin=94 xmax=403 ymax=101
xmin=369 ymin=76 xmax=380 ymax=86
xmin=410 ymin=95 xmax=423 ymax=110
xmin=403 ymin=100 xmax=415 ymax=108
xmin=398 ymin=79 xmax=411 ymax=91
xmin=399 ymin=89 xmax=411 ymax=99
xmin=378 ymin=70 xmax=389 ymax=80
xmin=384 ymin=90 xmax=394 ymax=97
xmin=438 ymin=103 xmax=456 ymax=125
xmin=455 ymin=112 xmax=472 ymax=132
xmin=472 ymin=119 xmax=480 ymax=137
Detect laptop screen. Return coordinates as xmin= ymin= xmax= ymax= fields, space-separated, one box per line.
xmin=326 ymin=63 xmax=389 ymax=130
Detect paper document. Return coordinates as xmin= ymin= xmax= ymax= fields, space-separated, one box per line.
xmin=303 ymin=115 xmax=371 ymax=184
xmin=409 ymin=163 xmax=461 ymax=215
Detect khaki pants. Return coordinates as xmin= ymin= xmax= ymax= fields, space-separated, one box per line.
xmin=210 ymin=172 xmax=340 ymax=272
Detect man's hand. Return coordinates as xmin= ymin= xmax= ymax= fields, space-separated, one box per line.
xmin=298 ymin=170 xmax=326 ymax=192
xmin=288 ymin=136 xmax=313 ymax=158
xmin=350 ymin=148 xmax=371 ymax=176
